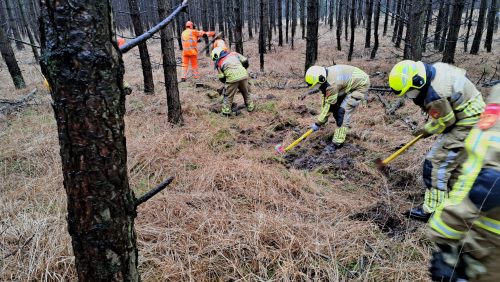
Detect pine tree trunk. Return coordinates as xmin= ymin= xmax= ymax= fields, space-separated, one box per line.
xmin=348 ymin=0 xmax=355 ymax=61
xmin=260 ymin=0 xmax=265 ymax=71
xmin=128 ymin=0 xmax=155 ymax=93
xmin=5 ymin=0 xmax=24 ymax=50
xmin=0 ymin=23 xmax=25 ymax=89
xmin=405 ymin=0 xmax=425 ymax=60
xmin=438 ymin=1 xmax=450 ymax=52
xmin=217 ymin=0 xmax=226 ymax=37
xmin=395 ymin=0 xmax=405 ymax=48
xmin=422 ymin=0 xmax=432 ymax=53
xmin=329 ymin=0 xmax=335 ymax=29
xmin=344 ymin=0 xmax=349 ymax=40
xmin=370 ymin=0 xmax=380 ymax=58
xmin=300 ymin=0 xmax=306 ymax=38
xmin=286 ymin=0 xmax=290 ymax=43
xmin=470 ymin=0 xmax=487 ymax=54
xmin=270 ymin=0 xmax=276 ymax=33
xmin=484 ymin=0 xmax=497 ymax=52
xmin=442 ymin=0 xmax=465 ymax=63
xmin=39 ymin=1 xmax=139 ymax=280
xmin=16 ymin=0 xmax=39 ymax=61
xmin=227 ymin=0 xmax=234 ymax=48
xmin=391 ymin=0 xmax=397 ymax=25
xmin=267 ymin=0 xmax=272 ymax=50
xmin=248 ymin=0 xmax=254 ymax=39
xmin=365 ymin=0 xmax=373 ymax=48
xmin=278 ymin=0 xmax=283 ymax=46
xmin=234 ymin=0 xmax=244 ymax=53
xmin=383 ymin=0 xmax=390 ymax=35
xmin=464 ymin=0 xmax=475 ymax=52
xmin=201 ymin=0 xmax=210 ymax=56
xmin=291 ymin=0 xmax=297 ymax=48
xmin=336 ymin=0 xmax=343 ymax=50
xmin=158 ymin=0 xmax=183 ymax=124
xmin=392 ymin=0 xmax=402 ymax=43
xmin=305 ymin=0 xmax=319 ymax=71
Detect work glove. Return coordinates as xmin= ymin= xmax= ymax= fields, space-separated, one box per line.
xmin=412 ymin=127 xmax=431 ymax=138
xmin=311 ymin=123 xmax=321 ymax=132
xmin=242 ymin=60 xmax=249 ymax=69
xmin=219 ymin=77 xmax=226 ymax=83
xmin=429 ymin=251 xmax=467 ymax=282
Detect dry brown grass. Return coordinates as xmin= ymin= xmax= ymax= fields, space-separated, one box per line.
xmin=0 ymin=25 xmax=498 ymax=281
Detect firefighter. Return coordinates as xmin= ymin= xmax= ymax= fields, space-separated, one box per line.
xmin=211 ymin=47 xmax=254 ymax=116
xmin=389 ymin=60 xmax=485 ymax=221
xmin=181 ymin=21 xmax=215 ymax=82
xmin=305 ymin=65 xmax=370 ymax=147
xmin=213 ymin=33 xmax=228 ymax=51
xmin=426 ymin=84 xmax=500 ymax=282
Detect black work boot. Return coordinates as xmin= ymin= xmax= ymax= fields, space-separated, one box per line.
xmin=406 ymin=206 xmax=432 ymax=222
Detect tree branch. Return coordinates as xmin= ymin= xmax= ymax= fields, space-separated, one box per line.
xmin=135 ymin=177 xmax=174 ymax=207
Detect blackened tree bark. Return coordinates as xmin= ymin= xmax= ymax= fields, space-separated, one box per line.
xmin=365 ymin=0 xmax=373 ymax=48
xmin=158 ymin=0 xmax=183 ymax=124
xmin=267 ymin=0 xmax=272 ymax=50
xmin=383 ymin=0 xmax=390 ymax=35
xmin=329 ymin=0 xmax=334 ymax=29
xmin=305 ymin=0 xmax=319 ymax=71
xmin=278 ymin=0 xmax=283 ymax=46
xmin=201 ymin=0 xmax=210 ymax=56
xmin=347 ymin=0 xmax=355 ymax=61
xmin=370 ymin=0 xmax=380 ymax=58
xmin=227 ymin=0 xmax=234 ymax=48
xmin=128 ymin=0 xmax=155 ymax=93
xmin=39 ymin=1 xmax=139 ymax=280
xmin=434 ymin=0 xmax=444 ymax=49
xmin=422 ymin=0 xmax=432 ymax=52
xmin=392 ymin=0 xmax=402 ymax=43
xmin=286 ymin=0 xmax=290 ymax=43
xmin=270 ymin=0 xmax=276 ymax=33
xmin=336 ymin=0 xmax=343 ymax=50
xmin=405 ymin=0 xmax=425 ymax=60
xmin=16 ymin=0 xmax=39 ymax=61
xmin=217 ymin=0 xmax=225 ymax=37
xmin=438 ymin=1 xmax=450 ymax=52
xmin=464 ymin=0 xmax=475 ymax=52
xmin=300 ymin=0 xmax=306 ymax=38
xmin=344 ymin=0 xmax=349 ymax=40
xmin=291 ymin=0 xmax=297 ymax=48
xmin=394 ymin=0 xmax=405 ymax=48
xmin=0 ymin=23 xmax=25 ymax=89
xmin=260 ymin=0 xmax=265 ymax=71
xmin=470 ymin=0 xmax=487 ymax=54
xmin=442 ymin=0 xmax=465 ymax=63
xmin=234 ymin=0 xmax=244 ymax=53
xmin=248 ymin=0 xmax=254 ymax=39
xmin=484 ymin=0 xmax=497 ymax=52
xmin=5 ymin=0 xmax=24 ymax=50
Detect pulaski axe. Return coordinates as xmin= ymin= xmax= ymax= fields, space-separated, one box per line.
xmin=375 ymin=134 xmax=424 ymax=170
xmin=275 ymin=129 xmax=314 ymax=155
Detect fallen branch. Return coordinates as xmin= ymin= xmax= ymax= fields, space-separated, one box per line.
xmin=8 ymin=37 xmax=41 ymax=49
xmin=0 ymin=89 xmax=38 ymax=114
xmin=482 ymin=80 xmax=500 ymax=87
xmin=120 ymin=0 xmax=188 ymax=53
xmin=135 ymin=177 xmax=174 ymax=207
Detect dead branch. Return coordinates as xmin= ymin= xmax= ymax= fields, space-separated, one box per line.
xmin=120 ymin=0 xmax=188 ymax=53
xmin=7 ymin=37 xmax=41 ymax=49
xmin=135 ymin=177 xmax=174 ymax=208
xmin=0 ymin=89 xmax=38 ymax=114
xmin=482 ymin=80 xmax=500 ymax=87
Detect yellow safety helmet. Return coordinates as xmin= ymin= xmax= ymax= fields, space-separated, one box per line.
xmin=305 ymin=66 xmax=327 ymax=89
xmin=211 ymin=47 xmax=224 ymax=61
xmin=388 ymin=60 xmax=427 ymax=96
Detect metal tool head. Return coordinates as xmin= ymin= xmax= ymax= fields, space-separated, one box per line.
xmin=374 ymin=158 xmax=387 ymax=172
xmin=275 ymin=144 xmax=286 ymax=155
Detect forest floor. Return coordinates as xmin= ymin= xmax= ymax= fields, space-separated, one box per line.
xmin=1 ymin=26 xmax=499 ymax=281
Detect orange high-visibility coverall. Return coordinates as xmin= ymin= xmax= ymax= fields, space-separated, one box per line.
xmin=181 ymin=28 xmax=215 ymax=80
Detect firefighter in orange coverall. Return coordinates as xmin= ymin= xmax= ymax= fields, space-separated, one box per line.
xmin=181 ymin=21 xmax=215 ymax=81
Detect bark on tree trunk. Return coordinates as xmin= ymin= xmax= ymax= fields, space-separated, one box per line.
xmin=260 ymin=0 xmax=265 ymax=71
xmin=300 ymin=0 xmax=306 ymax=39
xmin=39 ymin=1 xmax=139 ymax=280
xmin=217 ymin=0 xmax=225 ymax=37
xmin=422 ymin=0 xmax=432 ymax=53
xmin=336 ymin=0 xmax=343 ymax=50
xmin=267 ymin=0 xmax=272 ymax=51
xmin=464 ymin=0 xmax=475 ymax=52
xmin=329 ymin=0 xmax=334 ymax=29
xmin=347 ymin=0 xmax=355 ymax=61
xmin=305 ymin=0 xmax=319 ymax=71
xmin=278 ymin=0 xmax=283 ymax=46
xmin=248 ymin=0 xmax=254 ymax=39
xmin=227 ymin=0 xmax=234 ymax=48
xmin=394 ymin=0 xmax=405 ymax=48
xmin=128 ymin=0 xmax=155 ymax=93
xmin=0 ymin=23 xmax=25 ymax=89
xmin=365 ymin=0 xmax=373 ymax=48
xmin=383 ymin=0 xmax=390 ymax=35
xmin=270 ymin=0 xmax=276 ymax=33
xmin=392 ymin=0 xmax=402 ymax=43
xmin=484 ymin=0 xmax=497 ymax=52
xmin=442 ymin=0 xmax=465 ymax=63
xmin=370 ymin=0 xmax=380 ymax=59
xmin=234 ymin=0 xmax=244 ymax=53
xmin=286 ymin=0 xmax=290 ymax=43
xmin=438 ymin=1 xmax=450 ymax=52
xmin=470 ymin=0 xmax=487 ymax=54
xmin=158 ymin=0 xmax=183 ymax=124
xmin=291 ymin=0 xmax=297 ymax=48
xmin=405 ymin=0 xmax=425 ymax=60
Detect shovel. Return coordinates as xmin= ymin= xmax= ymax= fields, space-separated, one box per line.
xmin=275 ymin=129 xmax=314 ymax=155
xmin=375 ymin=134 xmax=423 ymax=170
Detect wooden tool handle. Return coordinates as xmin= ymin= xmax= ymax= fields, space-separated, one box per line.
xmin=284 ymin=129 xmax=314 ymax=152
xmin=382 ymin=134 xmax=423 ymax=165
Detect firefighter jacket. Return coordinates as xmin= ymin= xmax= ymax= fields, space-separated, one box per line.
xmin=316 ymin=65 xmax=370 ymax=125
xmin=182 ymin=28 xmax=214 ymax=56
xmin=215 ymin=52 xmax=249 ymax=84
xmin=413 ymin=63 xmax=485 ymax=136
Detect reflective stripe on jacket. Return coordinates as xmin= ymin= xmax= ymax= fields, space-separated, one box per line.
xmin=216 ymin=52 xmax=248 ymax=83
xmin=182 ymin=28 xmax=205 ymax=56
